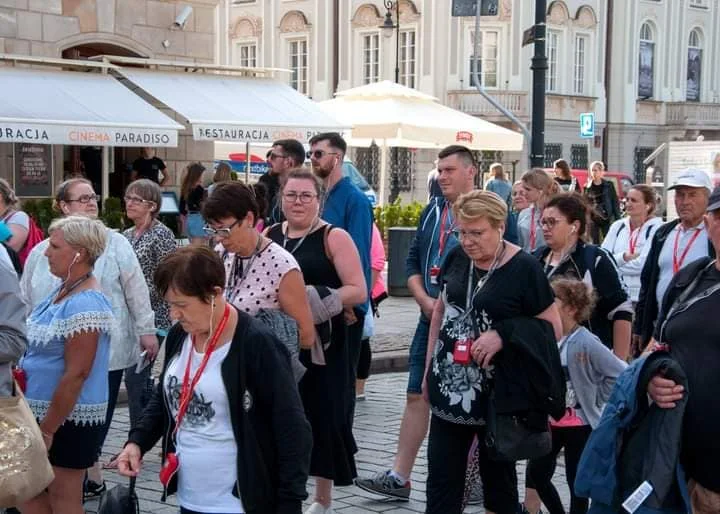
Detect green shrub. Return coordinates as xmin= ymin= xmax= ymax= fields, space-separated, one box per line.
xmin=100 ymin=197 xmax=125 ymax=231
xmin=21 ymin=198 xmax=55 ymax=235
xmin=374 ymin=198 xmax=425 ymax=238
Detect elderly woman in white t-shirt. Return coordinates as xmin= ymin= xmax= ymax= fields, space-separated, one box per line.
xmin=20 ymin=178 xmax=157 ymax=498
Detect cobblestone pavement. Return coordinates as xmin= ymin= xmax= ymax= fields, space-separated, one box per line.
xmin=370 ymin=296 xmax=418 ymax=353
xmin=86 ymin=372 xmax=570 ymax=514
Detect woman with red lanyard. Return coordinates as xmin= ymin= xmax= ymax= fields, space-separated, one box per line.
xmin=115 ymin=246 xmax=312 ymax=514
xmin=518 ymin=169 xmax=556 ymax=253
xmin=601 ymin=184 xmax=662 ymax=306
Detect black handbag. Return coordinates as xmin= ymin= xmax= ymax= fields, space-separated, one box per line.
xmin=484 ymin=391 xmax=552 ymax=462
xmin=97 ymin=477 xmax=139 ymax=514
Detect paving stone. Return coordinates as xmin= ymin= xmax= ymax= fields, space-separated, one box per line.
xmin=100 ymin=371 xmax=572 ymax=513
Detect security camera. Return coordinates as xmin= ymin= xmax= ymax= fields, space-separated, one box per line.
xmin=173 ymin=6 xmax=192 ymax=29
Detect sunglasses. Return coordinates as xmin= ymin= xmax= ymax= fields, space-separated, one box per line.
xmin=268 ymin=152 xmax=288 ymax=160
xmin=306 ymin=150 xmax=339 ymax=160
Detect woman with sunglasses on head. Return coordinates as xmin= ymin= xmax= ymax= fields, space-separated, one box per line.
xmin=518 ymin=169 xmax=556 ymax=253
xmin=20 ymin=178 xmax=158 ymax=499
xmin=601 ymin=185 xmax=662 ymax=307
xmin=535 ymin=193 xmax=633 ymax=360
xmin=266 ymin=168 xmax=367 ymax=514
xmin=202 ymin=181 xmax=315 ymax=349
xmin=423 ymin=190 xmax=562 ymax=513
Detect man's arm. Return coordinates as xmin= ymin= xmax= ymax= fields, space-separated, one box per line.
xmin=158 ymin=161 xmax=169 ymax=186
xmin=408 ymin=275 xmax=435 ymax=319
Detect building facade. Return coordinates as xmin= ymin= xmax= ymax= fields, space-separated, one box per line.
xmin=0 ymin=0 xmax=221 ymax=195
xmin=228 ymin=0 xmax=720 ymax=201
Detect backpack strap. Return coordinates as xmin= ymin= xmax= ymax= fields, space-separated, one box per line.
xmin=582 ymin=244 xmax=599 ymax=276
xmin=645 ymin=224 xmax=654 ymax=240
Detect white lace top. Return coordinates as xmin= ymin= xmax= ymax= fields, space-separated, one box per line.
xmin=21 ymin=230 xmax=156 ymax=371
xmin=22 ymin=289 xmax=114 ymax=426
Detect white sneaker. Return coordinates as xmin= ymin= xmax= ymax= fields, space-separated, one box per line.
xmin=305 ymin=502 xmax=334 ymax=514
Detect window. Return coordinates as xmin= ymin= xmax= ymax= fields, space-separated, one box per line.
xmin=638 ymin=22 xmax=654 ymax=99
xmin=468 ymin=30 xmax=498 ymax=88
xmin=690 ymin=0 xmax=708 ymax=7
xmin=573 ymin=35 xmax=587 ymax=95
xmin=571 ymin=144 xmax=588 ymax=169
xmin=633 ymin=147 xmax=655 ymax=183
xmin=236 ymin=42 xmax=257 ymax=68
xmin=546 ymin=30 xmax=560 ymax=92
xmin=399 ymin=30 xmax=416 ymax=88
xmin=686 ymin=29 xmax=702 ymax=102
xmin=362 ymin=33 xmax=380 ymax=84
xmin=544 ymin=143 xmax=562 ymax=168
xmin=289 ymin=39 xmax=308 ymax=95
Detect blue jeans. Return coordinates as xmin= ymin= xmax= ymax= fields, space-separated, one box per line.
xmin=407 ymin=315 xmax=431 ymax=394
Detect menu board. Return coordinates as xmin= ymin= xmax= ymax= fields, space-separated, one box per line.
xmin=13 ymin=143 xmax=53 ymax=197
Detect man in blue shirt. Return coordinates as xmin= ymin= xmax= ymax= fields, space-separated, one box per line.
xmin=355 ymin=145 xmax=477 ymax=500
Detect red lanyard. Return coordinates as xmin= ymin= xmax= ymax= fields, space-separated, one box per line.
xmin=529 ymin=207 xmax=537 ymax=250
xmin=628 ymin=222 xmax=644 ymax=255
xmin=437 ymin=204 xmax=452 ymax=258
xmin=672 ymin=227 xmax=702 ymax=274
xmin=174 ymin=304 xmax=231 ymax=435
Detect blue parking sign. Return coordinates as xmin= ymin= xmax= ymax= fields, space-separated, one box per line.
xmin=580 ymin=113 xmax=595 ymax=139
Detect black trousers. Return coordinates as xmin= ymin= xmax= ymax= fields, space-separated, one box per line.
xmin=426 ymin=415 xmax=519 ymax=514
xmin=527 ymin=425 xmax=592 ymax=514
xmin=357 ymin=337 xmax=372 ymax=380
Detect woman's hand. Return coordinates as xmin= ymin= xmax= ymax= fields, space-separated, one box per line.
xmin=471 ymin=330 xmax=503 ymax=368
xmin=116 ymin=443 xmax=143 ymax=477
xmin=40 ymin=430 xmax=54 ymax=451
xmin=648 ymin=375 xmax=684 ymax=408
xmin=623 ymin=252 xmax=639 ymax=262
xmin=140 ymin=335 xmax=159 ymax=361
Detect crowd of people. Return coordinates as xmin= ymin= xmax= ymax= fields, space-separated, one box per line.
xmin=1 ymin=136 xmax=718 ymax=514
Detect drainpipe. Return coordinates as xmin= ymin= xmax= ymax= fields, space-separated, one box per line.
xmin=602 ymin=0 xmax=613 ymax=166
xmin=333 ymin=0 xmax=340 ymax=93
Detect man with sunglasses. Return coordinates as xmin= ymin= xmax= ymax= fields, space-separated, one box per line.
xmin=355 ymin=145 xmax=478 ymax=501
xmin=259 ymin=139 xmax=305 ymax=224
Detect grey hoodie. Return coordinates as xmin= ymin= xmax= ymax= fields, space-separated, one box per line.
xmin=0 ymin=248 xmax=27 ymax=396
xmin=565 ymin=326 xmax=627 ymax=428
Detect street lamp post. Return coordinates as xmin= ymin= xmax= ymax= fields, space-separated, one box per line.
xmin=381 ymin=0 xmax=401 ymax=202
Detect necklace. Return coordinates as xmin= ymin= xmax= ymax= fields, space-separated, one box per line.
xmin=55 ymin=271 xmax=92 ymax=303
xmin=282 ymin=218 xmax=319 ymax=254
xmin=225 ymin=234 xmax=263 ymax=301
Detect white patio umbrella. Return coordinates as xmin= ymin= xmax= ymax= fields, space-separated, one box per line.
xmin=319 ymin=81 xmax=524 ymax=204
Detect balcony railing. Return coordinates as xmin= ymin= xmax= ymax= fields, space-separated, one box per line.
xmin=665 ymin=102 xmax=720 ymax=127
xmin=446 ymin=90 xmax=528 ymax=120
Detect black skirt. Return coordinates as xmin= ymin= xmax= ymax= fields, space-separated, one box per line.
xmin=48 ymin=420 xmax=107 ymax=469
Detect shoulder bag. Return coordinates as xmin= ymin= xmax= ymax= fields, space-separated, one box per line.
xmin=0 ymin=382 xmax=54 ymax=507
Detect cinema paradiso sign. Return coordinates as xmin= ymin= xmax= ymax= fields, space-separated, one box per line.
xmin=0 ymin=124 xmax=178 ymax=147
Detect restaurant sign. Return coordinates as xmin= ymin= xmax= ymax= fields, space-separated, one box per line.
xmin=194 ymin=124 xmax=331 ymax=143
xmin=0 ymin=123 xmax=178 ymax=147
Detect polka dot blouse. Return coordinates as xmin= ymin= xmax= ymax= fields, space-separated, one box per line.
xmin=218 ymin=241 xmax=300 ymax=316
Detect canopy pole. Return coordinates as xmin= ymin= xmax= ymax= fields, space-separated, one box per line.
xmin=378 ymin=141 xmax=388 ymax=207
xmin=245 ymin=141 xmax=250 ymax=183
xmin=101 ymin=146 xmax=110 ymax=203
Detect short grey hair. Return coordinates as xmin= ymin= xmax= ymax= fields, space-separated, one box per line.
xmin=125 ymin=179 xmax=162 ymax=218
xmin=48 ymin=215 xmax=108 ymax=264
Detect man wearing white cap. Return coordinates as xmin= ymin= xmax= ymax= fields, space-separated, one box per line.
xmin=634 ymin=168 xmax=715 ymax=351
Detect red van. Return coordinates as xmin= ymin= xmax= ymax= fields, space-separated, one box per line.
xmin=543 ymin=168 xmax=635 ymax=201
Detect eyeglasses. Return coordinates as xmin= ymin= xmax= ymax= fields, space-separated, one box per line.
xmin=282 ymin=192 xmax=317 ymax=204
xmin=203 ymin=219 xmax=241 ymax=238
xmin=124 ymin=195 xmax=154 ymax=206
xmin=66 ymin=194 xmax=100 ymax=204
xmin=306 ymin=150 xmax=339 ymax=160
xmin=540 ymin=217 xmax=563 ymax=229
xmin=268 ymin=152 xmax=288 ymax=160
xmin=452 ymin=229 xmax=484 ymax=242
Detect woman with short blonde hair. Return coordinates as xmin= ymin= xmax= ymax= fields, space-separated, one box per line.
xmin=424 ymin=189 xmax=562 ymax=512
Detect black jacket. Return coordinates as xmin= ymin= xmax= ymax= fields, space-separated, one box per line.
xmin=584 ymin=179 xmax=621 ymax=222
xmin=535 ymin=241 xmax=633 ymax=348
xmin=634 ymin=220 xmax=715 ymax=347
xmin=493 ymin=317 xmax=566 ymax=423
xmin=127 ymin=310 xmax=312 ymax=514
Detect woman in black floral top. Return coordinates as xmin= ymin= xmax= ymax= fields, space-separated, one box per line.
xmin=123 ymin=179 xmax=177 ymax=333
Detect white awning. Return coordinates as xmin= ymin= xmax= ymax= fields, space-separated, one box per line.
xmin=0 ymin=67 xmax=183 ymax=147
xmin=116 ymin=69 xmax=348 ymax=143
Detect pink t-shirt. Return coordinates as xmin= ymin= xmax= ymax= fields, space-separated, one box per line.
xmin=370 ymin=224 xmax=387 ymax=300
xmin=218 ymin=241 xmax=300 ymax=316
